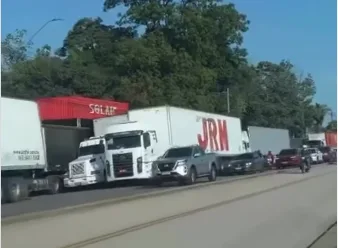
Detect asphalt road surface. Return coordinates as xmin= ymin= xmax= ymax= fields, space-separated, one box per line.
xmin=3 ymin=165 xmax=336 ymax=248
xmin=2 ymin=170 xmax=273 ymax=218
xmin=82 ymin=166 xmax=338 ymax=248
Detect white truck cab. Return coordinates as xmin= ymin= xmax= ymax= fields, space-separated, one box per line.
xmin=64 ymin=137 xmax=107 ymax=188
xmin=104 ymin=121 xmax=158 ymax=181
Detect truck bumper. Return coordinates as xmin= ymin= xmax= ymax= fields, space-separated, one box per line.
xmin=64 ymin=176 xmax=101 ymax=187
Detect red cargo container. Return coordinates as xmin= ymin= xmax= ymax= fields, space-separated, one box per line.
xmin=325 ymin=132 xmax=337 ymax=147
xmin=37 ymin=96 xmax=129 ymax=120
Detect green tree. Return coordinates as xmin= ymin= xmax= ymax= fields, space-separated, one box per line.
xmin=326 ymin=120 xmax=337 ymax=131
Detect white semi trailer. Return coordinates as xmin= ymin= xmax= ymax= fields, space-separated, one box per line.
xmin=1 ymin=97 xmax=91 ymax=203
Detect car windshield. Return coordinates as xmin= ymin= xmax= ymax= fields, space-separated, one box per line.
xmin=319 ymin=147 xmax=331 ymax=153
xmin=221 ymin=156 xmax=236 ymax=162
xmin=163 ymin=147 xmax=192 ymax=158
xmin=79 ymin=144 xmax=105 ymax=156
xmin=235 ymin=153 xmax=254 ymax=160
xmin=107 ymin=135 xmax=141 ymax=150
xmin=279 ymin=149 xmax=297 ymax=156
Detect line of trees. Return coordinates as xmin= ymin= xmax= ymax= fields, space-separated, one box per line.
xmin=1 ymin=0 xmax=335 ymax=136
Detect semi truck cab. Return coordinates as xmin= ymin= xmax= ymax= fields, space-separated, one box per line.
xmin=104 ymin=122 xmax=158 ymax=181
xmin=64 ymin=137 xmax=107 ymax=188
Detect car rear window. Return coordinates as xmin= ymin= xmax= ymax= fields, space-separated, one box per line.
xmin=279 ymin=149 xmax=297 ymax=155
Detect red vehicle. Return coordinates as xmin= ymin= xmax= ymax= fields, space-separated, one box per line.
xmin=275 ymin=148 xmax=311 ymax=169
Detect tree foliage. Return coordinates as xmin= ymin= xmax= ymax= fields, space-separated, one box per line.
xmin=1 ymin=0 xmax=333 ymax=137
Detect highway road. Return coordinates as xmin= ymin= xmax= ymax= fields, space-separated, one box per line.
xmin=2 ymin=170 xmax=274 ymax=218
xmin=2 ymin=165 xmax=336 ymax=248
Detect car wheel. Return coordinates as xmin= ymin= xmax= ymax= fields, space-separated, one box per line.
xmin=186 ymin=167 xmax=197 ymax=185
xmin=208 ymin=165 xmax=217 ymax=182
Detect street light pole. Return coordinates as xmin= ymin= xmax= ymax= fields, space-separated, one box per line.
xmin=27 ymin=18 xmax=63 ymax=44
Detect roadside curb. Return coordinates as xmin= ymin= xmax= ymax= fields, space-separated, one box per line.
xmin=2 ymin=170 xmax=278 ymax=225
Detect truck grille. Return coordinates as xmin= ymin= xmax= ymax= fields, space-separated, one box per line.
xmin=71 ymin=163 xmax=85 ymax=176
xmin=113 ymin=153 xmax=134 ymax=178
xmin=157 ymin=162 xmax=175 ymax=172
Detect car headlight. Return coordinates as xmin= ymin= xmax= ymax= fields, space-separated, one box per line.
xmin=245 ymin=162 xmax=252 ymax=167
xmin=176 ymin=160 xmax=187 ymax=166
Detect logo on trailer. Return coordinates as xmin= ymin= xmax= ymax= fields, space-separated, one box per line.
xmin=89 ymin=104 xmax=117 ymax=116
xmin=197 ymin=118 xmax=229 ymax=151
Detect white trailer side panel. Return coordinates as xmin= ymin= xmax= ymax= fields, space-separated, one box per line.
xmin=1 ymin=97 xmax=46 ymax=170
xmin=248 ymin=126 xmax=290 ymax=154
xmin=168 ymin=107 xmax=244 ymax=154
xmin=128 ymin=106 xmax=171 ymax=157
xmin=93 ymin=114 xmax=129 ymax=136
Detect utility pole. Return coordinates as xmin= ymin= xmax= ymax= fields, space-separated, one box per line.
xmin=226 ymin=88 xmax=230 ymax=114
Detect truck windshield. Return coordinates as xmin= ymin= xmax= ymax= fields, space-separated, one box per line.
xmin=235 ymin=153 xmax=253 ymax=160
xmin=279 ymin=149 xmax=297 ymax=155
xmin=79 ymin=144 xmax=105 ymax=156
xmin=305 ymin=140 xmax=322 ymax=147
xmin=163 ymin=147 xmax=192 ymax=158
xmin=107 ymin=135 xmax=141 ymax=150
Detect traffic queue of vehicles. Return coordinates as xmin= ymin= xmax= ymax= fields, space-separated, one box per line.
xmin=1 ymin=96 xmax=336 ymax=203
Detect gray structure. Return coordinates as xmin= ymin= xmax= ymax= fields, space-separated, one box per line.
xmin=248 ymin=126 xmax=290 ymax=155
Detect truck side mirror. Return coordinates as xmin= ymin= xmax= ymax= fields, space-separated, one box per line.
xmin=143 ymin=133 xmax=151 ymax=148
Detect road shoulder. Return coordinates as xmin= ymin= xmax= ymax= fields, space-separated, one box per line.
xmin=310 ymin=224 xmax=337 ymax=248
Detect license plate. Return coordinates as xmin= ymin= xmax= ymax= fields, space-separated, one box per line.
xmin=235 ymin=167 xmax=241 ymax=170
xmin=74 ymin=182 xmax=81 ymax=186
xmin=162 ymin=171 xmax=171 ymax=175
xmin=119 ymin=169 xmax=127 ymax=173
xmin=281 ymin=162 xmax=288 ymax=164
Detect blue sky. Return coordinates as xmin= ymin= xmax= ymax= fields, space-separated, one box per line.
xmin=2 ymin=0 xmax=337 ymax=120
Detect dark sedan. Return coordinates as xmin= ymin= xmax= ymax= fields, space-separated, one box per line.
xmin=221 ymin=151 xmax=268 ymax=175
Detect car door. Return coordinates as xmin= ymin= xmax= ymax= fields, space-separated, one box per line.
xmin=193 ymin=146 xmax=207 ymax=175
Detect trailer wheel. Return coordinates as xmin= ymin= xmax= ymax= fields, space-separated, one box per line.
xmin=3 ymin=178 xmax=29 ymax=203
xmin=47 ymin=176 xmax=62 ymax=194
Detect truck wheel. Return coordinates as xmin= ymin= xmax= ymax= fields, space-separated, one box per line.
xmin=47 ymin=176 xmax=62 ymax=194
xmin=186 ymin=167 xmax=197 ymax=185
xmin=208 ymin=165 xmax=217 ymax=182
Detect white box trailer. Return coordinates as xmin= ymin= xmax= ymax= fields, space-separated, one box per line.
xmin=94 ymin=106 xmax=245 ymax=181
xmin=1 ymin=97 xmax=75 ymax=203
xmin=95 ymin=106 xmax=244 ymax=154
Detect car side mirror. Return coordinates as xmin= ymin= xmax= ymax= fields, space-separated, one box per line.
xmin=194 ymin=153 xmax=201 ymax=158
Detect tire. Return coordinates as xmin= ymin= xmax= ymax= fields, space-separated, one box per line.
xmin=47 ymin=176 xmax=62 ymax=194
xmin=208 ymin=165 xmax=217 ymax=182
xmin=186 ymin=167 xmax=197 ymax=185
xmin=3 ymin=178 xmax=29 ymax=203
xmin=300 ymin=162 xmax=306 ymax=174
